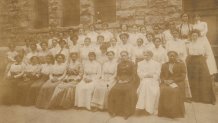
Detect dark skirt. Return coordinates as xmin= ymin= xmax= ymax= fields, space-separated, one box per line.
xmin=108 ymin=82 xmax=137 ymax=117
xmin=1 ymin=78 xmax=22 ymax=105
xmin=25 ymin=75 xmax=49 ymax=105
xmin=48 ymin=81 xmax=78 ymax=109
xmin=35 ymin=80 xmax=61 ymax=109
xmin=187 ymin=55 xmax=216 ymax=104
xmin=158 ymin=83 xmax=185 ymax=118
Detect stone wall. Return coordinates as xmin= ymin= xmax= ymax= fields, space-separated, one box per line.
xmin=0 ymin=0 xmax=182 ymax=45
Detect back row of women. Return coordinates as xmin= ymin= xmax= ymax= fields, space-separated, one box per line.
xmin=3 ymin=13 xmax=217 ymax=120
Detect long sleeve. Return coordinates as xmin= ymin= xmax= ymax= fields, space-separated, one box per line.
xmin=137 ymin=62 xmax=145 ymax=79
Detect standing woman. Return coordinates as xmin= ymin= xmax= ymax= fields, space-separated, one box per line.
xmin=36 ymin=54 xmax=67 ymax=108
xmin=158 ymin=51 xmax=186 ymax=118
xmin=91 ymin=51 xmax=117 ymax=110
xmin=80 ymin=37 xmax=94 ymax=62
xmin=57 ymin=39 xmax=70 ymax=62
xmin=49 ymin=52 xmax=83 ymax=109
xmin=87 ymin=24 xmax=99 ymax=45
xmin=108 ymin=51 xmax=138 ymax=120
xmin=117 ymin=33 xmax=133 ymax=60
xmin=38 ymin=42 xmax=50 ymax=64
xmin=136 ymin=50 xmax=161 ymax=115
xmin=145 ymin=33 xmax=155 ymax=50
xmin=193 ymin=14 xmax=217 ymax=75
xmin=177 ymin=13 xmax=193 ymax=42
xmin=75 ymin=52 xmax=101 ymax=110
xmin=108 ymin=38 xmax=119 ymax=60
xmin=132 ymin=38 xmax=146 ymax=63
xmin=186 ymin=30 xmax=216 ymax=104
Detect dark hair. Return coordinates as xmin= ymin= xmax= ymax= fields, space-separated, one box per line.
xmin=106 ymin=51 xmax=115 ymax=56
xmin=40 ymin=41 xmax=48 ymax=46
xmin=70 ymin=34 xmax=78 ymax=40
xmin=120 ymin=24 xmax=128 ymax=29
xmin=30 ymin=56 xmax=39 ymax=63
xmin=146 ymin=33 xmax=154 ymax=38
xmin=180 ymin=13 xmax=189 ymax=18
xmin=137 ymin=38 xmax=144 ymax=42
xmin=55 ymin=54 xmax=65 ymax=61
xmin=154 ymin=37 xmax=162 ymax=42
xmin=70 ymin=52 xmax=79 ymax=57
xmin=59 ymin=39 xmax=66 ymax=44
xmin=167 ymin=51 xmax=178 ymax=56
xmin=119 ymin=33 xmax=129 ymax=39
xmin=120 ymin=50 xmax=129 ymax=56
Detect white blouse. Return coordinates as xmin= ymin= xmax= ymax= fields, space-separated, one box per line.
xmin=193 ymin=21 xmax=208 ymax=37
xmin=151 ymin=46 xmax=168 ymax=64
xmin=187 ymin=39 xmax=209 ymax=56
xmin=102 ymin=60 xmax=117 ymax=80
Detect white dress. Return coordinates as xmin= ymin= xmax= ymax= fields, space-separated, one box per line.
xmin=75 ymin=60 xmax=101 ymax=110
xmin=132 ymin=45 xmax=146 ymax=63
xmin=151 ymin=46 xmax=168 ymax=64
xmin=136 ymin=59 xmax=161 ymax=114
xmin=78 ymin=34 xmax=86 ymax=46
xmin=7 ymin=50 xmax=18 ymax=62
xmin=91 ymin=59 xmax=117 ymax=109
xmin=79 ymin=45 xmax=94 ymax=62
xmin=87 ymin=31 xmax=99 ymax=45
xmin=163 ymin=30 xmax=174 ymax=44
xmin=117 ymin=43 xmax=133 ymax=59
xmin=193 ymin=21 xmax=217 ymax=75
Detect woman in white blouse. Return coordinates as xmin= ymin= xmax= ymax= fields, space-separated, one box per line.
xmin=75 ymin=52 xmax=101 ymax=110
xmin=193 ymin=14 xmax=217 ymax=75
xmin=136 ymin=50 xmax=161 ymax=115
xmin=80 ymin=37 xmax=94 ymax=62
xmin=186 ymin=30 xmax=216 ymax=104
xmin=132 ymin=38 xmax=146 ymax=63
xmin=91 ymin=51 xmax=117 ymax=110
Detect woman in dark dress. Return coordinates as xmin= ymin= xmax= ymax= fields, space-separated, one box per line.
xmin=186 ymin=30 xmax=216 ymax=104
xmin=158 ymin=51 xmax=186 ymax=118
xmin=25 ymin=55 xmax=54 ymax=105
xmin=108 ymin=51 xmax=139 ymax=120
xmin=16 ymin=56 xmax=41 ymax=105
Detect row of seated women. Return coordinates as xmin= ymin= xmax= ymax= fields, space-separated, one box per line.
xmin=4 ymin=49 xmax=186 ymax=120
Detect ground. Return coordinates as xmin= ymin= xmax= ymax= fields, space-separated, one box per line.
xmin=0 ymin=98 xmax=218 ymax=123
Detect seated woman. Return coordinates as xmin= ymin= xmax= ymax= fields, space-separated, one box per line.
xmin=3 ymin=55 xmax=24 ymax=105
xmin=36 ymin=54 xmax=67 ymax=109
xmin=108 ymin=51 xmax=139 ymax=120
xmin=136 ymin=50 xmax=161 ymax=115
xmin=91 ymin=51 xmax=117 ymax=110
xmin=25 ymin=55 xmax=54 ymax=105
xmin=17 ymin=56 xmax=41 ymax=105
xmin=74 ymin=52 xmax=101 ymax=110
xmin=48 ymin=52 xmax=83 ymax=109
xmin=158 ymin=51 xmax=186 ymax=118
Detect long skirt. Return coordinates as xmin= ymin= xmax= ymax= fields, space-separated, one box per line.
xmin=108 ymin=82 xmax=137 ymax=117
xmin=187 ymin=55 xmax=216 ymax=104
xmin=158 ymin=83 xmax=185 ymax=118
xmin=91 ymin=79 xmax=115 ymax=109
xmin=48 ymin=81 xmax=79 ymax=109
xmin=25 ymin=75 xmax=49 ymax=105
xmin=17 ymin=79 xmax=36 ymax=105
xmin=35 ymin=80 xmax=61 ymax=109
xmin=1 ymin=78 xmax=21 ymax=105
xmin=136 ymin=78 xmax=160 ymax=114
xmin=74 ymin=80 xmax=96 ymax=110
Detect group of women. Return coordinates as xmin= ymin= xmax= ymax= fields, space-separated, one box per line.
xmin=2 ymin=13 xmax=217 ymax=120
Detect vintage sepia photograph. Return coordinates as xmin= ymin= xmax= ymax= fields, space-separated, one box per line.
xmin=0 ymin=0 xmax=218 ymax=123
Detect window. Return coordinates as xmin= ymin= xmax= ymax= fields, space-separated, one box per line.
xmin=94 ymin=0 xmax=116 ymax=22
xmin=34 ymin=0 xmax=49 ymax=29
xmin=62 ymin=0 xmax=80 ymax=27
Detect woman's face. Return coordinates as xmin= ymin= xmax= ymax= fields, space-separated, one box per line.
xmin=30 ymin=44 xmax=37 ymax=51
xmin=191 ymin=33 xmax=199 ymax=41
xmin=46 ymin=56 xmax=53 ymax=64
xmin=132 ymin=25 xmax=138 ymax=32
xmin=71 ymin=54 xmax=78 ymax=61
xmin=140 ymin=27 xmax=147 ymax=33
xmin=194 ymin=16 xmax=200 ymax=22
xmin=154 ymin=39 xmax=162 ymax=47
xmin=121 ymin=25 xmax=128 ymax=32
xmin=84 ymin=38 xmax=91 ymax=46
xmin=97 ymin=37 xmax=104 ymax=44
xmin=89 ymin=55 xmax=95 ymax=61
xmin=15 ymin=56 xmax=22 ymax=63
xmin=120 ymin=52 xmax=129 ymax=61
xmin=147 ymin=34 xmax=153 ymax=42
xmin=79 ymin=28 xmax=85 ymax=34
xmin=182 ymin=14 xmax=189 ymax=22
xmin=172 ymin=31 xmax=179 ymax=39
xmin=89 ymin=25 xmax=95 ymax=31
xmin=56 ymin=55 xmax=64 ymax=63
xmin=144 ymin=52 xmax=152 ymax=61
xmin=41 ymin=43 xmax=48 ymax=50
xmin=52 ymin=40 xmax=58 ymax=46
xmin=137 ymin=39 xmax=143 ymax=46
xmin=169 ymin=22 xmax=176 ymax=29
xmin=110 ymin=38 xmax=117 ymax=46
xmin=107 ymin=52 xmax=114 ymax=60
xmin=153 ymin=27 xmax=159 ymax=34
xmin=121 ymin=35 xmax=128 ymax=43
xmin=168 ymin=53 xmax=177 ymax=63
xmin=59 ymin=41 xmax=66 ymax=48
